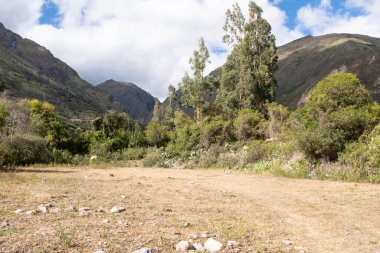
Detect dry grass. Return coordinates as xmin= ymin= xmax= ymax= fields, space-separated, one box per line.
xmin=0 ymin=166 xmax=379 ymax=253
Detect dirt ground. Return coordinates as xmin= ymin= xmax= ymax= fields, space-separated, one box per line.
xmin=0 ymin=166 xmax=379 ymax=253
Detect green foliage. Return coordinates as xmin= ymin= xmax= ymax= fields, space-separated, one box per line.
xmin=121 ymin=147 xmax=146 ymax=160
xmin=0 ymin=101 xmax=9 ymax=131
xmin=292 ymin=73 xmax=380 ymax=161
xmin=217 ymin=1 xmax=278 ymax=116
xmin=0 ymin=135 xmax=51 ymax=167
xmin=145 ymin=101 xmax=170 ymax=147
xmin=201 ymin=116 xmax=234 ymax=149
xmin=234 ymin=109 xmax=266 ymax=141
xmin=180 ymin=38 xmax=214 ymax=124
xmin=143 ymin=148 xmax=168 ymax=168
xmin=267 ymin=102 xmax=290 ymax=140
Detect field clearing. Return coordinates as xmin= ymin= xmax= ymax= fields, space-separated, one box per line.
xmin=0 ymin=166 xmax=379 ymax=253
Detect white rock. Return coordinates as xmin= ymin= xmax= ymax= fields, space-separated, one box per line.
xmin=189 ymin=233 xmax=198 ymax=240
xmin=200 ymin=231 xmax=209 ymax=238
xmin=121 ymin=195 xmax=127 ymax=199
xmin=183 ymin=222 xmax=190 ymax=227
xmin=44 ymin=203 xmax=54 ymax=208
xmin=15 ymin=209 xmax=23 ymax=215
xmin=49 ymin=207 xmax=60 ymax=214
xmin=176 ymin=241 xmax=190 ymax=252
xmin=90 ymin=155 xmax=98 ymax=161
xmin=94 ymin=251 xmax=106 ymax=253
xmin=79 ymin=207 xmax=90 ymax=212
xmin=102 ymin=219 xmax=110 ymax=224
xmin=110 ymin=206 xmax=125 ymax=213
xmin=38 ymin=206 xmax=48 ymax=213
xmin=132 ymin=247 xmax=154 ymax=253
xmin=282 ymin=239 xmax=293 ymax=246
xmin=65 ymin=205 xmax=77 ymax=212
xmin=25 ymin=210 xmax=37 ymax=216
xmin=227 ymin=241 xmax=238 ymax=249
xmin=97 ymin=207 xmax=105 ymax=213
xmin=193 ymin=243 xmax=204 ymax=252
xmin=204 ymin=238 xmax=223 ymax=253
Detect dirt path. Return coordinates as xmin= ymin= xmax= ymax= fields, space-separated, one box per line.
xmin=0 ymin=166 xmax=379 ymax=253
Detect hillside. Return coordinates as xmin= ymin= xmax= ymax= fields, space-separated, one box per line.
xmin=0 ymin=22 xmax=119 ymax=125
xmin=97 ymin=80 xmax=156 ymax=125
xmin=276 ymin=34 xmax=380 ymax=107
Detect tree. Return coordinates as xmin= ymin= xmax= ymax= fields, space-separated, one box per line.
xmin=168 ymin=84 xmax=177 ymax=109
xmin=146 ymin=101 xmax=169 ymax=147
xmin=0 ymin=101 xmax=9 ymax=132
xmin=233 ymin=109 xmax=266 ymax=141
xmin=180 ymin=38 xmax=213 ymax=124
xmin=217 ymin=1 xmax=278 ymax=116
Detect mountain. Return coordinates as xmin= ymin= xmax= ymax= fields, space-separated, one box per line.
xmin=166 ymin=34 xmax=379 ymax=111
xmin=275 ymin=34 xmax=380 ymax=108
xmin=97 ymin=80 xmax=156 ymax=125
xmin=0 ymin=22 xmax=119 ymax=125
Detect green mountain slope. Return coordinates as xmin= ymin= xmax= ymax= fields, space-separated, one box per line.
xmin=276 ymin=34 xmax=380 ymax=108
xmin=96 ymin=80 xmax=156 ymax=125
xmin=0 ymin=22 xmax=119 ymax=125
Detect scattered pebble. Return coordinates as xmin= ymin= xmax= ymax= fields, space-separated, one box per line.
xmin=282 ymin=239 xmax=294 ymax=246
xmin=94 ymin=251 xmax=106 ymax=253
xmin=79 ymin=211 xmax=91 ymax=217
xmin=25 ymin=210 xmax=37 ymax=216
xmin=79 ymin=207 xmax=90 ymax=212
xmin=110 ymin=206 xmax=126 ymax=213
xmin=109 ymin=174 xmax=114 ymax=177
xmin=176 ymin=241 xmax=190 ymax=252
xmin=183 ymin=222 xmax=190 ymax=227
xmin=189 ymin=233 xmax=198 ymax=240
xmin=193 ymin=243 xmax=204 ymax=252
xmin=102 ymin=219 xmax=110 ymax=224
xmin=15 ymin=209 xmax=23 ymax=215
xmin=49 ymin=207 xmax=60 ymax=214
xmin=200 ymin=231 xmax=209 ymax=238
xmin=204 ymin=238 xmax=223 ymax=253
xmin=65 ymin=205 xmax=77 ymax=212
xmin=38 ymin=206 xmax=48 ymax=214
xmin=121 ymin=195 xmax=126 ymax=199
xmin=132 ymin=247 xmax=154 ymax=253
xmin=97 ymin=207 xmax=105 ymax=213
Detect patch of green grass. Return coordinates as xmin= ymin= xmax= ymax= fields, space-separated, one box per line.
xmin=57 ymin=227 xmax=77 ymax=249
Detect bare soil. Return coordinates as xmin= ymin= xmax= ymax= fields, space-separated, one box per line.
xmin=0 ymin=166 xmax=379 ymax=253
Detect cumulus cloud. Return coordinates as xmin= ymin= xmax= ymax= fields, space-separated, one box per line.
xmin=297 ymin=0 xmax=380 ymax=37
xmin=0 ymin=0 xmax=305 ymax=100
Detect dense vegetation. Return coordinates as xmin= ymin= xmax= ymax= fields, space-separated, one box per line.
xmin=0 ymin=1 xmax=379 ymax=183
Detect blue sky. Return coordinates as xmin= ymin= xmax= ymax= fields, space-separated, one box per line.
xmin=0 ymin=0 xmax=378 ymax=99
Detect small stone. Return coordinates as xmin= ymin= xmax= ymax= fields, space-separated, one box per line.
xmin=176 ymin=241 xmax=190 ymax=252
xmin=121 ymin=195 xmax=126 ymax=199
xmin=193 ymin=243 xmax=204 ymax=252
xmin=189 ymin=233 xmax=198 ymax=240
xmin=97 ymin=207 xmax=105 ymax=213
xmin=183 ymin=222 xmax=190 ymax=227
xmin=65 ymin=205 xmax=77 ymax=212
xmin=282 ymin=239 xmax=294 ymax=246
xmin=227 ymin=241 xmax=238 ymax=249
xmin=94 ymin=251 xmax=106 ymax=253
xmin=204 ymin=238 xmax=223 ymax=253
xmin=110 ymin=206 xmax=126 ymax=213
xmin=38 ymin=206 xmax=48 ymax=213
xmin=25 ymin=210 xmax=37 ymax=216
xmin=132 ymin=247 xmax=154 ymax=253
xmin=79 ymin=207 xmax=90 ymax=212
xmin=103 ymin=219 xmax=110 ymax=224
xmin=49 ymin=207 xmax=60 ymax=214
xmin=15 ymin=209 xmax=23 ymax=215
xmin=44 ymin=203 xmax=54 ymax=208
xmin=109 ymin=174 xmax=114 ymax=177
xmin=79 ymin=211 xmax=91 ymax=217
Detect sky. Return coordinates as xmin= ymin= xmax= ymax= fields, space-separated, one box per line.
xmin=0 ymin=0 xmax=379 ymax=100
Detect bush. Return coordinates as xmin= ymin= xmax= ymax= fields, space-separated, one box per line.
xmin=234 ymin=109 xmax=266 ymax=141
xmin=143 ymin=148 xmax=168 ymax=168
xmin=51 ymin=149 xmax=73 ymax=164
xmin=0 ymin=135 xmax=51 ymax=167
xmin=121 ymin=147 xmax=146 ymax=160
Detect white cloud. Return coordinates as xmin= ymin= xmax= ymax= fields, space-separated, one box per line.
xmin=0 ymin=0 xmax=302 ymax=100
xmin=297 ymin=0 xmax=380 ymax=37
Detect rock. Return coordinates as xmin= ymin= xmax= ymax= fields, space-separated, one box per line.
xmin=79 ymin=207 xmax=90 ymax=212
xmin=94 ymin=251 xmax=106 ymax=253
xmin=193 ymin=243 xmax=204 ymax=252
xmin=102 ymin=219 xmax=110 ymax=224
xmin=176 ymin=241 xmax=190 ymax=252
xmin=110 ymin=206 xmax=126 ymax=213
xmin=25 ymin=210 xmax=37 ymax=216
xmin=282 ymin=239 xmax=294 ymax=246
xmin=109 ymin=174 xmax=114 ymax=177
xmin=79 ymin=211 xmax=91 ymax=217
xmin=189 ymin=233 xmax=198 ymax=240
xmin=49 ymin=207 xmax=60 ymax=214
xmin=97 ymin=207 xmax=105 ymax=213
xmin=38 ymin=206 xmax=48 ymax=213
xmin=183 ymin=222 xmax=190 ymax=227
xmin=204 ymin=238 xmax=223 ymax=253
xmin=121 ymin=195 xmax=126 ymax=199
xmin=132 ymin=247 xmax=154 ymax=253
xmin=44 ymin=203 xmax=54 ymax=208
xmin=65 ymin=205 xmax=77 ymax=212
xmin=90 ymin=155 xmax=98 ymax=161
xmin=227 ymin=241 xmax=238 ymax=249
xmin=15 ymin=209 xmax=23 ymax=215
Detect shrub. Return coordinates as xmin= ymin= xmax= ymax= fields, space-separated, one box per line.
xmin=121 ymin=147 xmax=146 ymax=160
xmin=51 ymin=149 xmax=73 ymax=164
xmin=0 ymin=135 xmax=51 ymax=166
xmin=234 ymin=109 xmax=266 ymax=141
xmin=142 ymin=148 xmax=168 ymax=168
